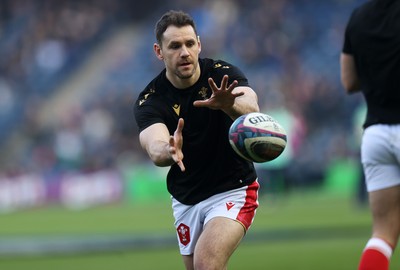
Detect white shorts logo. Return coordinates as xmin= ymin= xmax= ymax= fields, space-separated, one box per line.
xmin=226 ymin=202 xmax=235 ymax=211
xmin=177 ymin=223 xmax=190 ymax=246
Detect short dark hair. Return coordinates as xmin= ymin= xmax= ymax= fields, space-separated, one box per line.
xmin=155 ymin=10 xmax=198 ymax=45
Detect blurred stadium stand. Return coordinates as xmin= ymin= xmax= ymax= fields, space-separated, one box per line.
xmin=0 ymin=0 xmax=366 ymax=213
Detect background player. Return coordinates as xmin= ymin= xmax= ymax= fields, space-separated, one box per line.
xmin=340 ymin=1 xmax=400 ymax=269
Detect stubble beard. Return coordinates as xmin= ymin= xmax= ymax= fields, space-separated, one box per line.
xmin=176 ymin=65 xmax=196 ymax=80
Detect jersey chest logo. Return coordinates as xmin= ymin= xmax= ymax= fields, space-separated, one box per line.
xmin=173 ymin=104 xmax=180 ymax=116
xmin=198 ymin=87 xmax=208 ymax=100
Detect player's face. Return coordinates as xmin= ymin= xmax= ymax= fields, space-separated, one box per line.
xmin=154 ymin=25 xmax=201 ymax=88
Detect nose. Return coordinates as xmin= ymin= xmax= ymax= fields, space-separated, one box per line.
xmin=180 ymin=46 xmax=189 ymax=57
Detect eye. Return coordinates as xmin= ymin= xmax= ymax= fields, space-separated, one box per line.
xmin=186 ymin=41 xmax=195 ymax=47
xmin=169 ymin=42 xmax=181 ymax=50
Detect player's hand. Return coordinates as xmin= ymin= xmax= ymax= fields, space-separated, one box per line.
xmin=169 ymin=118 xmax=185 ymax=172
xmin=193 ymin=75 xmax=244 ymax=111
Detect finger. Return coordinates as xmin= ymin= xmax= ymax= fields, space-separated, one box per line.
xmin=232 ymin=91 xmax=244 ymax=98
xmin=193 ymin=100 xmax=207 ymax=107
xmin=221 ymin=75 xmax=229 ymax=90
xmin=169 ymin=135 xmax=176 ymax=146
xmin=168 ymin=137 xmax=185 ymax=170
xmin=176 ymin=118 xmax=184 ymax=133
xmin=177 ymin=160 xmax=186 ymax=172
xmin=208 ymin=77 xmax=218 ymax=91
xmin=227 ymin=80 xmax=238 ymax=92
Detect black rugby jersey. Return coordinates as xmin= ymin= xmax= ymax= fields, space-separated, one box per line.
xmin=343 ymin=0 xmax=400 ymax=128
xmin=134 ymin=58 xmax=257 ymax=205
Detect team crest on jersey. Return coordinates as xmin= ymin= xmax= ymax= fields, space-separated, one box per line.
xmin=173 ymin=104 xmax=180 ymax=116
xmin=177 ymin=223 xmax=190 ymax=246
xmin=139 ymin=88 xmax=155 ymax=106
xmin=198 ymin=87 xmax=208 ymax=100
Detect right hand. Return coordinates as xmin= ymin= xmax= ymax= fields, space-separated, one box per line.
xmin=168 ymin=118 xmax=185 ymax=172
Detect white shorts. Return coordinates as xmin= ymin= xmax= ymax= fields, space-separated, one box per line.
xmin=361 ymin=124 xmax=400 ymax=192
xmin=172 ymin=180 xmax=259 ymax=255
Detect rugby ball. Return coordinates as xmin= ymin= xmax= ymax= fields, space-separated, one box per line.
xmin=229 ymin=112 xmax=287 ymax=163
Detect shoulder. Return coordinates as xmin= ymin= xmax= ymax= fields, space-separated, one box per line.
xmin=202 ymin=58 xmax=238 ymax=71
xmin=347 ymin=1 xmax=375 ymax=28
xmin=134 ymin=73 xmax=168 ymax=132
xmin=136 ymin=71 xmax=166 ymax=102
xmin=202 ymin=58 xmax=249 ymax=86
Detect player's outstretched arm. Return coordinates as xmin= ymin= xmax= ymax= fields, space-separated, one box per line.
xmin=193 ymin=75 xmax=259 ymax=119
xmin=139 ymin=119 xmax=185 ymax=171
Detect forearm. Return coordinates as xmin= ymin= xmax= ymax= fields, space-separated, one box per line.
xmin=223 ymin=87 xmax=260 ymax=119
xmin=139 ymin=120 xmax=185 ymax=171
xmin=145 ymin=140 xmax=174 ymax=167
xmin=139 ymin=123 xmax=174 ymax=167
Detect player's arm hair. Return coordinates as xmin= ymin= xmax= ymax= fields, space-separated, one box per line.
xmin=139 ymin=123 xmax=175 ymax=167
xmin=340 ymin=52 xmax=361 ymax=94
xmin=224 ymin=86 xmax=260 ymax=120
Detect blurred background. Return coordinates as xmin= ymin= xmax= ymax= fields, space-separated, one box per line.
xmin=0 ymin=0 xmax=386 ymax=269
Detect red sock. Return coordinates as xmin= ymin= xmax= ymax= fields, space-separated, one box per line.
xmin=358 ymin=238 xmax=392 ymax=270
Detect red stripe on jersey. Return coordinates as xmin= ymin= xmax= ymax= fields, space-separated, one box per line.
xmin=236 ymin=180 xmax=259 ymax=230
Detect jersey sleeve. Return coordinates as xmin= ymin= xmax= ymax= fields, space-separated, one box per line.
xmin=133 ymin=89 xmax=164 ymax=133
xmin=210 ymin=60 xmax=250 ymax=88
xmin=342 ymin=10 xmax=357 ymax=54
xmin=342 ymin=26 xmax=353 ymax=54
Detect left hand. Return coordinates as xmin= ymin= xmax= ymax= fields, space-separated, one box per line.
xmin=193 ymin=75 xmax=244 ymax=110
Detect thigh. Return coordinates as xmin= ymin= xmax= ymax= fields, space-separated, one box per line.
xmin=192 ymin=181 xmax=259 ymax=269
xmin=362 ymin=125 xmax=400 ymax=192
xmin=182 ymin=255 xmax=194 ymax=270
xmin=194 ymin=217 xmax=245 ymax=270
xmin=172 ymin=198 xmax=203 ymax=256
xmin=173 ymin=180 xmax=259 ymax=269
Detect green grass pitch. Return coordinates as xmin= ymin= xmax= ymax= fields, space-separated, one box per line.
xmin=0 ymin=191 xmax=398 ymax=270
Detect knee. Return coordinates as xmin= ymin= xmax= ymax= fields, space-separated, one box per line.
xmin=193 ymin=256 xmax=226 ymax=270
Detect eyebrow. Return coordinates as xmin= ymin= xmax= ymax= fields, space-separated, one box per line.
xmin=167 ymin=38 xmax=196 ymax=47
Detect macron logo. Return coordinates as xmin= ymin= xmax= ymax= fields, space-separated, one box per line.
xmin=226 ymin=202 xmax=235 ymax=211
xmin=173 ymin=104 xmax=180 ymax=116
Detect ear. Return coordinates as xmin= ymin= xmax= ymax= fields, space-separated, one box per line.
xmin=197 ymin=36 xmax=201 ymax=53
xmin=153 ymin=43 xmax=163 ymax=60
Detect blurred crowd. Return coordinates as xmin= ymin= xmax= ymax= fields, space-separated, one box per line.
xmin=0 ymin=0 xmax=365 ymax=191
